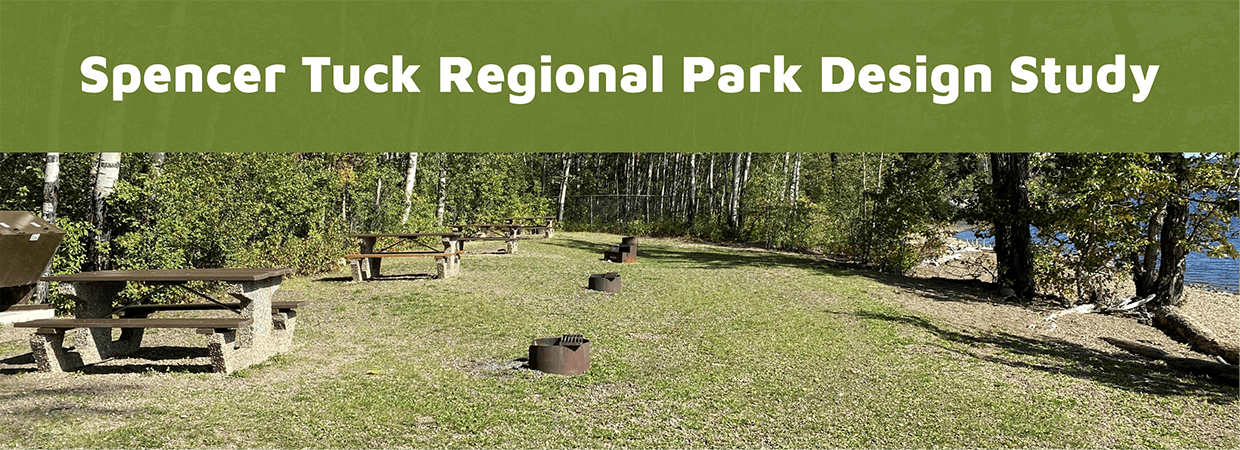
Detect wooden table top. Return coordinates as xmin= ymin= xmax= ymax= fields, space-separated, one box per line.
xmin=42 ymin=268 xmax=294 ymax=282
xmin=349 ymin=232 xmax=463 ymax=238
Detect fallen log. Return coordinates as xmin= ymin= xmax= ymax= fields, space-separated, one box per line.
xmin=1153 ymin=306 xmax=1239 ymax=365
xmin=1100 ymin=337 xmax=1238 ymax=384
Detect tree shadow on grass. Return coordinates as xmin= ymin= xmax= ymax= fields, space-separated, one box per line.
xmin=847 ymin=309 xmax=1238 ymax=403
xmin=549 ymin=236 xmax=1020 ymax=305
xmin=860 ymin=271 xmax=1021 ymax=305
xmin=1 ymin=346 xmax=219 ymax=376
xmin=0 ymin=383 xmax=159 ymax=415
xmin=546 ymin=236 xmax=855 ymax=272
xmin=313 ymin=273 xmax=437 ymax=283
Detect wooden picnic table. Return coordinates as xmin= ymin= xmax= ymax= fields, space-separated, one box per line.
xmin=347 ymin=232 xmax=463 ymax=281
xmin=503 ymin=216 xmax=556 ymax=238
xmin=17 ymin=268 xmax=297 ymax=374
xmin=448 ymin=224 xmax=529 ymax=254
xmin=454 ymin=223 xmax=552 ymax=239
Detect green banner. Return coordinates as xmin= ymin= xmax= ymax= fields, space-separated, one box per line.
xmin=1 ymin=1 xmax=1236 ymax=153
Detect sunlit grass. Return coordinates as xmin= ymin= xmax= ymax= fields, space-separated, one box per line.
xmin=1 ymin=232 xmax=1235 ymax=448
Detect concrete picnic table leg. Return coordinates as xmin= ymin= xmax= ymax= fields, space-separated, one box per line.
xmin=437 ymin=237 xmax=461 ymax=279
xmin=227 ymin=277 xmax=280 ymax=354
xmin=357 ymin=236 xmax=382 ymax=279
xmin=506 ymin=228 xmax=519 ymax=254
xmin=66 ymin=281 xmax=133 ymax=365
xmin=271 ymin=309 xmax=297 ymax=353
xmin=29 ymin=281 xmax=130 ymax=372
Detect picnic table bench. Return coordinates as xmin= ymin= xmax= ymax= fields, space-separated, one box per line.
xmin=449 ymin=224 xmax=547 ymax=254
xmin=346 ymin=232 xmax=463 ymax=281
xmin=502 ymin=216 xmax=556 ymax=238
xmin=15 ymin=268 xmax=298 ymax=374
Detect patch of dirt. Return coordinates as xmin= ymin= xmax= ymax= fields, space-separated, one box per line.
xmin=904 ymin=237 xmax=1239 ymax=363
xmin=1178 ymin=290 xmax=1239 ymax=346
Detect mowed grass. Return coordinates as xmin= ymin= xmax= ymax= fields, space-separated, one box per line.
xmin=1 ymin=232 xmax=1235 ymax=448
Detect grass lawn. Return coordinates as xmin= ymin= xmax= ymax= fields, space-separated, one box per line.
xmin=0 ymin=232 xmax=1235 ymax=448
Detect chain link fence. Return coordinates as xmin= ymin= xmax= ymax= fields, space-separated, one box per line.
xmin=563 ymin=194 xmax=684 ymax=225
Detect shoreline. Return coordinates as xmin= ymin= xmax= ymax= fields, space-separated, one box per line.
xmin=914 ymin=236 xmax=1238 ymax=347
xmin=945 ymin=224 xmax=1238 ymax=294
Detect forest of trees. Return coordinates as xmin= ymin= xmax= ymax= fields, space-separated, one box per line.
xmin=0 ymin=151 xmax=1236 ymax=362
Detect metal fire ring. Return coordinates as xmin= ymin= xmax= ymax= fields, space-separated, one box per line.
xmin=588 ymin=272 xmax=621 ymax=293
xmin=529 ymin=334 xmax=591 ymax=376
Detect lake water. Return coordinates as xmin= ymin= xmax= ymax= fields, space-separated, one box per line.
xmin=952 ymin=229 xmax=1239 ymax=294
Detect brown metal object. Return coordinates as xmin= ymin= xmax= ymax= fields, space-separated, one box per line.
xmin=603 ymin=241 xmax=637 ymax=263
xmin=588 ymin=272 xmax=621 ymax=293
xmin=0 ymin=211 xmax=65 ymax=309
xmin=528 ymin=334 xmax=590 ymax=376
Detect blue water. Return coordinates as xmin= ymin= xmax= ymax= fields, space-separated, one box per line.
xmin=953 ymin=229 xmax=1239 ymax=293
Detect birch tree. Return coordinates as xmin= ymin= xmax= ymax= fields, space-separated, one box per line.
xmin=401 ymin=152 xmax=419 ymax=225
xmin=90 ymin=152 xmax=122 ymax=271
xmin=35 ymin=153 xmax=61 ymax=303
xmin=688 ymin=153 xmax=697 ymax=221
xmin=435 ymin=157 xmax=447 ymax=226
xmin=790 ymin=153 xmax=802 ymax=206
xmin=557 ymin=153 xmax=572 ymax=222
xmin=724 ymin=152 xmax=734 ymax=226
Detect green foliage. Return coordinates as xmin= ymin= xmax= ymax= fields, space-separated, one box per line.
xmin=1031 ymin=152 xmax=1238 ymax=303
xmin=107 ymin=153 xmax=348 ymax=275
xmin=442 ymin=153 xmax=551 ymax=223
xmin=0 ymin=154 xmax=41 ymax=211
xmin=45 ymin=218 xmax=92 ymax=312
xmin=1 ymin=152 xmax=559 ymax=302
xmin=565 ymin=153 xmax=978 ymax=274
xmin=4 ymin=151 xmax=1231 ymax=307
xmin=803 ymin=154 xmax=974 ymax=272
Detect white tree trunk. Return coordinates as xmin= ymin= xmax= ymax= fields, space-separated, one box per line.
xmin=435 ymin=161 xmax=447 ymax=226
xmin=791 ymin=153 xmax=802 ymax=205
xmin=658 ymin=155 xmax=667 ymax=217
xmin=94 ymin=153 xmax=121 ymax=207
xmin=148 ymin=152 xmax=165 ymax=206
xmin=92 ymin=152 xmax=122 ymax=270
xmin=372 ymin=176 xmax=383 ymax=229
xmin=783 ymin=152 xmax=791 ymax=202
xmin=708 ymin=153 xmax=716 ymax=215
xmin=688 ymin=153 xmax=697 ymax=219
xmin=401 ymin=152 xmax=419 ymax=225
xmin=36 ymin=153 xmax=61 ymax=303
xmin=738 ymin=152 xmax=752 ymax=227
xmin=557 ymin=154 xmax=572 ymax=222
xmin=729 ymin=153 xmax=742 ymax=227
xmin=671 ymin=153 xmax=682 ymax=216
xmin=42 ymin=154 xmax=60 ymax=223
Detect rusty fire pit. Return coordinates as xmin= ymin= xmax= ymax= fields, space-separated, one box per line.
xmin=603 ymin=237 xmax=637 ymax=263
xmin=588 ymin=272 xmax=621 ymax=293
xmin=528 ymin=334 xmax=590 ymax=376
